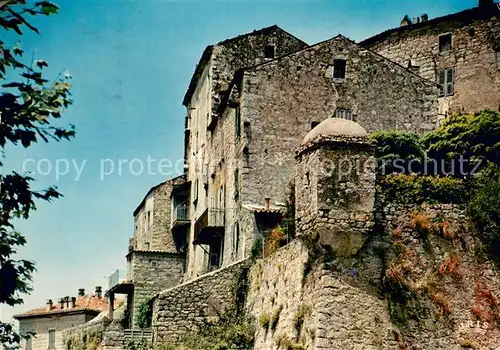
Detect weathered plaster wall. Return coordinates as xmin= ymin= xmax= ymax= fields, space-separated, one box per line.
xmin=362 ymin=5 xmax=500 ymax=114
xmin=240 ymin=36 xmax=438 ymax=206
xmin=151 ymin=260 xmax=249 ymax=343
xmin=128 ymin=251 xmax=185 ymax=328
xmin=18 ymin=313 xmax=93 ymax=350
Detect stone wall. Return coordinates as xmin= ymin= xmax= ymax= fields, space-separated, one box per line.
xmin=132 ymin=177 xmax=185 ymax=254
xmin=183 ymin=26 xmax=306 ymax=280
xmin=247 ymin=239 xmax=397 ymax=350
xmin=295 ymin=136 xmax=376 ymax=252
xmin=210 ymin=26 xmax=307 ymax=118
xmin=375 ymin=201 xmax=500 ymax=348
xmin=151 ymin=259 xmax=250 ymax=343
xmin=62 ymin=317 xmax=110 ymax=350
xmin=240 ymin=35 xmax=438 ymax=206
xmin=128 ymin=251 xmax=185 ymax=327
xmin=362 ymin=4 xmax=500 ymax=114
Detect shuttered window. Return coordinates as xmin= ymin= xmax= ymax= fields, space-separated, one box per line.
xmin=438 ymin=68 xmax=454 ymax=96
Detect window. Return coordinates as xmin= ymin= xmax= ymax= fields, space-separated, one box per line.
xmin=311 ymin=121 xmax=320 ymax=129
xmin=147 ymin=211 xmax=151 ymax=229
xmin=232 ymin=222 xmax=240 ymax=256
xmin=48 ymin=329 xmax=55 ymax=349
xmin=439 ymin=34 xmax=452 ymax=53
xmin=234 ymin=168 xmax=239 ymax=200
xmin=335 ymin=108 xmax=353 ymax=121
xmin=333 ymin=59 xmax=346 ymax=79
xmin=264 ymin=45 xmax=275 ymax=59
xmin=193 ymin=179 xmax=199 ymax=203
xmin=26 ymin=337 xmax=32 ymax=350
xmin=437 ymin=68 xmax=454 ymax=96
xmin=235 ymin=104 xmax=241 ymax=139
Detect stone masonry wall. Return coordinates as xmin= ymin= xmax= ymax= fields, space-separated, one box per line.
xmin=376 ymin=201 xmax=500 ymax=349
xmin=295 ymin=138 xmax=376 ymax=252
xmin=129 ymin=251 xmax=185 ymax=328
xmin=240 ymin=35 xmax=438 ymax=206
xmin=210 ymin=27 xmax=307 ymax=118
xmin=362 ymin=5 xmax=500 ymax=114
xmin=133 ymin=178 xmax=183 ymax=254
xmin=62 ymin=317 xmax=110 ymax=350
xmin=151 ymin=259 xmax=249 ymax=344
xmin=247 ymin=239 xmax=397 ymax=350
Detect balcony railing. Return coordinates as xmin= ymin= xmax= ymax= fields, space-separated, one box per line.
xmin=172 ymin=204 xmax=189 ymax=228
xmin=194 ymin=208 xmax=225 ymax=244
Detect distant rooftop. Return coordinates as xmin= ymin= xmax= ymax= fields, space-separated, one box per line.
xmin=13 ymin=289 xmax=108 ymax=319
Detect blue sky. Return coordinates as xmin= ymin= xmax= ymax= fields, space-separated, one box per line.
xmin=1 ymin=0 xmax=479 ymax=323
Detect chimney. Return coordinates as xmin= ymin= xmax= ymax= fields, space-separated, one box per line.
xmin=400 ymin=15 xmax=411 ymax=27
xmin=478 ymin=0 xmax=493 ymax=7
xmin=78 ymin=288 xmax=85 ymax=296
xmin=421 ymin=13 xmax=428 ymax=22
xmin=47 ymin=299 xmax=53 ymax=311
xmin=65 ymin=296 xmax=70 ymax=309
xmin=59 ymin=298 xmax=64 ymax=309
xmin=71 ymin=297 xmax=77 ymax=308
xmin=95 ymin=286 xmax=102 ymax=298
xmin=413 ymin=16 xmax=420 ymax=24
xmin=265 ymin=197 xmax=271 ymax=209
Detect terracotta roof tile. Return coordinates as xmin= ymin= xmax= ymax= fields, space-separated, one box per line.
xmin=13 ymin=295 xmax=108 ymax=319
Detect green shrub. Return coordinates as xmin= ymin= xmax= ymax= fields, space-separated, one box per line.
xmin=259 ymin=313 xmax=270 ymax=329
xmin=251 ymin=237 xmax=263 ymax=260
xmin=423 ymin=110 xmax=500 ymax=165
xmin=270 ymin=305 xmax=283 ymax=331
xmin=155 ymin=316 xmax=254 ymax=350
xmin=468 ymin=163 xmax=500 ymax=264
xmin=371 ymin=130 xmax=425 ymax=173
xmin=136 ymin=299 xmax=152 ymax=329
xmin=378 ymin=174 xmax=467 ymax=204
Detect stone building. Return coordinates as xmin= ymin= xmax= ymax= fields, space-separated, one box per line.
xmin=185 ymin=33 xmax=439 ymax=279
xmin=183 ymin=25 xmax=308 ymax=278
xmin=106 ymin=176 xmax=187 ymax=328
xmin=13 ymin=288 xmax=107 ymax=350
xmin=361 ymin=0 xmax=500 ymax=114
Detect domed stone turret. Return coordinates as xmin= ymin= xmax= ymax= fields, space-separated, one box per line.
xmin=302 ymin=118 xmax=368 ymax=145
xmin=295 ymin=117 xmax=376 ymax=257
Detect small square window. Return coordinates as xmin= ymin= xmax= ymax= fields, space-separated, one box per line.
xmin=264 ymin=45 xmax=275 ymax=59
xmin=333 ymin=59 xmax=346 ymax=79
xmin=439 ymin=34 xmax=452 ymax=53
xmin=311 ymin=121 xmax=320 ymax=129
xmin=335 ymin=109 xmax=353 ymax=121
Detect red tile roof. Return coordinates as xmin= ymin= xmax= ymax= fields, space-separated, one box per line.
xmin=13 ymin=295 xmax=108 ymax=319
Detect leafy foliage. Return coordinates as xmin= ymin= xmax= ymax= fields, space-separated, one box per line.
xmin=378 ymin=174 xmax=467 ymax=205
xmin=1 ymin=1 xmax=73 ymax=347
xmin=423 ymin=110 xmax=500 ymax=165
xmin=156 ymin=316 xmax=255 ymax=350
xmin=468 ymin=163 xmax=500 ymax=264
xmin=371 ymin=130 xmax=425 ymax=173
xmin=136 ymin=300 xmax=152 ymax=329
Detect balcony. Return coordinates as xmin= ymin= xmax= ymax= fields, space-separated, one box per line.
xmin=193 ymin=208 xmax=225 ymax=245
xmin=172 ymin=204 xmax=190 ymax=228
